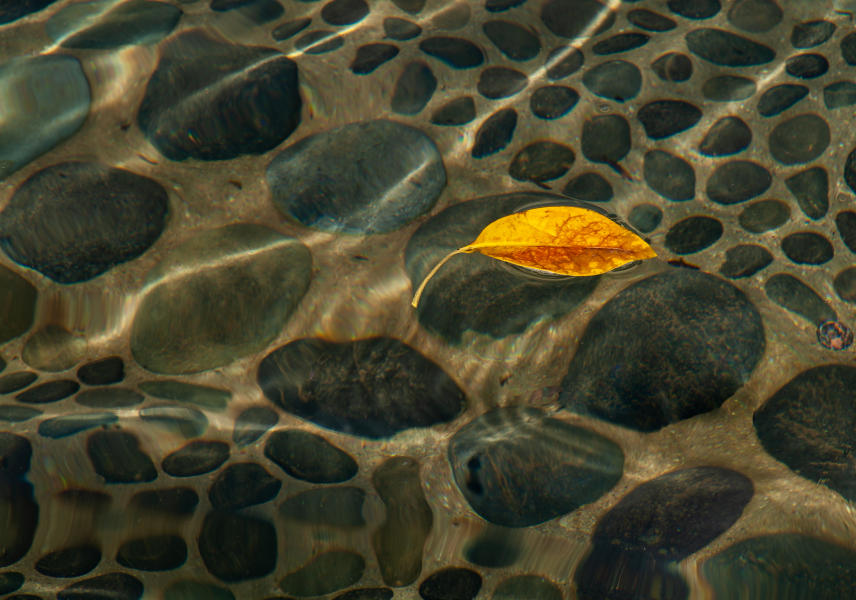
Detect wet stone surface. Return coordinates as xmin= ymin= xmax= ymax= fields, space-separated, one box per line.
xmin=561 ymin=269 xmax=764 ymax=431
xmin=651 ymin=52 xmax=692 ymax=82
xmin=431 ymin=97 xmax=476 ymax=125
xmin=264 ymin=429 xmax=357 ymax=483
xmin=628 ymin=204 xmax=662 ymax=233
xmin=768 ymin=114 xmax=829 ymax=165
xmin=77 ymin=357 xmax=124 ymax=386
xmin=563 ymin=172 xmax=613 ymax=202
xmin=59 ymin=0 xmax=181 ymax=49
xmin=233 ymin=406 xmax=278 ymax=446
xmin=0 ymin=266 xmax=36 ymax=345
xmin=786 ymin=167 xmax=828 ymax=219
xmin=483 ymin=20 xmax=540 ymax=61
xmin=628 ymin=9 xmax=676 ymax=32
xmin=699 ymin=116 xmax=751 ymax=156
xmin=719 ymin=245 xmax=773 ymax=279
xmin=35 ymin=545 xmax=101 ymax=577
xmin=419 ymin=37 xmax=484 ymax=68
xmin=758 ymin=84 xmax=808 ymax=116
xmin=764 ymin=273 xmax=835 ymax=324
xmin=279 ymin=550 xmax=365 ymax=596
xmin=665 ymin=216 xmax=723 ymax=254
xmin=57 ymin=573 xmax=143 ymax=600
xmin=208 ymin=462 xmax=280 ymax=511
xmin=0 ymin=372 xmax=38 ymax=395
xmin=129 ymin=488 xmax=198 ymax=516
xmin=76 ymin=388 xmax=144 ymax=409
xmin=477 ymin=66 xmax=527 ymax=99
xmin=727 ymin=0 xmax=781 ymax=32
xmin=449 ymin=407 xmax=624 ymax=527
xmin=139 ymin=380 xmax=230 ymax=410
xmin=351 ymin=44 xmax=399 ymax=74
xmin=834 ymin=267 xmax=856 ymax=303
xmin=786 ymin=53 xmax=829 ymax=79
xmin=667 ymin=0 xmax=720 ymax=19
xmin=87 ymin=431 xmax=157 ymax=484
xmin=16 ymin=379 xmax=79 ymax=404
xmin=116 ymin=535 xmax=187 ymax=571
xmin=22 ymin=325 xmax=86 ymax=372
xmin=701 ymin=74 xmax=756 ymax=101
xmin=530 ymin=86 xmax=579 ymax=119
xmin=582 ymin=60 xmax=641 ymax=102
xmin=781 ymin=232 xmax=834 ymax=265
xmin=792 ymin=20 xmax=835 ymax=48
xmin=280 ymin=486 xmax=366 ymax=528
xmin=739 ymin=199 xmax=790 ymax=233
xmin=686 ymin=28 xmax=774 ymax=66
xmin=508 ymin=141 xmax=575 ymax=184
xmin=706 ymin=160 xmax=771 ymax=204
xmin=199 ymin=511 xmax=277 ymax=582
xmin=835 ymin=210 xmax=856 ymax=253
xmin=419 ymin=567 xmax=482 ymax=600
xmin=472 ymin=108 xmax=517 ymax=157
xmin=258 ymin=337 xmax=465 ymax=439
xmin=392 ymin=62 xmax=437 ymax=114
xmin=38 ymin=412 xmax=117 ymax=439
xmin=161 ymin=440 xmax=230 ymax=477
xmin=545 ymin=46 xmax=584 ymax=80
xmin=140 ymin=404 xmax=208 ymax=438
xmin=643 ymin=150 xmax=694 ymax=201
xmin=637 ymin=100 xmax=702 ymax=139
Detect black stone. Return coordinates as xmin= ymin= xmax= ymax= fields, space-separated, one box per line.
xmin=837 ymin=211 xmax=856 ymax=253
xmin=419 ymin=37 xmax=484 ymax=68
xmin=755 ymin=365 xmax=856 ymax=502
xmin=383 ymin=17 xmax=420 ymax=40
xmin=843 ymin=33 xmax=856 ymax=65
xmin=651 ymin=52 xmax=692 ymax=82
xmin=392 ymin=0 xmax=424 ymax=13
xmin=786 ymin=167 xmax=828 ymax=220
xmin=665 ymin=216 xmax=722 ymax=254
xmin=758 ymin=84 xmax=807 ymax=117
xmin=449 ymin=407 xmax=623 ymax=527
xmin=334 ymin=590 xmax=393 ymax=600
xmin=0 ymin=0 xmax=57 ymax=24
xmin=628 ymin=9 xmax=676 ymax=31
xmin=294 ymin=30 xmax=343 ymax=54
xmin=272 ymin=18 xmax=311 ymax=41
xmin=38 ymin=412 xmax=117 ymax=439
xmin=264 ymin=429 xmax=357 ymax=483
xmin=824 ymin=81 xmax=856 ymax=109
xmin=0 ymin=356 xmax=4 ymax=373
xmin=464 ymin=528 xmax=519 ymax=567
xmin=835 ymin=267 xmax=856 ymax=303
xmin=786 ymin=53 xmax=828 ymax=79
xmin=727 ymin=0 xmax=781 ymax=33
xmin=129 ymin=487 xmax=198 ymax=516
xmin=0 ymin=433 xmax=31 ymax=477
xmin=706 ymin=160 xmax=771 ymax=204
xmin=117 ymin=535 xmax=186 ymax=571
xmin=581 ymin=114 xmax=630 ymax=170
xmin=280 ymin=550 xmax=365 ymax=596
xmin=0 ymin=476 xmax=37 ymax=567
xmin=76 ymin=388 xmax=144 ymax=408
xmin=699 ymin=116 xmax=751 ymax=156
xmin=643 ymin=150 xmax=694 ymax=201
xmin=77 ymin=357 xmax=124 ymax=386
xmin=209 ymin=462 xmax=280 ymax=510
xmin=530 ymin=85 xmax=579 ymax=119
xmin=280 ymin=486 xmax=366 ymax=527
xmin=392 ymin=62 xmax=437 ymax=114
xmin=781 ymin=233 xmax=833 ymax=265
xmin=545 ymin=46 xmax=584 ymax=79
xmin=561 ymin=269 xmax=764 ymax=431
xmin=138 ymin=29 xmax=300 ymax=160
xmin=686 ymin=28 xmax=776 ymax=67
xmin=0 ymin=162 xmax=169 ymax=283
xmin=405 ymin=192 xmax=600 ymax=342
xmin=321 ymin=0 xmax=367 ymax=25
xmin=259 ymin=337 xmax=465 ymax=439
xmin=486 ymin=0 xmax=525 ymax=11
xmin=57 ymin=573 xmax=143 ymax=600
xmin=478 ymin=67 xmax=527 ymax=100
xmin=60 ymin=0 xmax=180 ymax=49
xmin=764 ymin=274 xmax=835 ymax=324
xmin=702 ymin=75 xmax=756 ymax=101
xmin=431 ymin=97 xmax=476 ymax=126
xmin=719 ymin=245 xmax=773 ymax=279
xmin=0 ymin=572 xmax=23 ymax=594
xmin=582 ymin=60 xmax=641 ymax=102
xmin=593 ymin=32 xmax=649 ymax=55
xmin=233 ymin=406 xmax=277 ymax=446
xmin=483 ymin=20 xmax=540 ymax=61
xmin=792 ymin=20 xmax=835 ymax=49
xmin=350 ymin=43 xmax=399 ymax=74
xmin=162 ymin=440 xmax=229 ymax=477
xmin=769 ymin=114 xmax=829 ymax=165
xmin=87 ymin=431 xmax=157 ymax=484
xmin=628 ymin=204 xmax=662 ymax=233
xmin=214 ymin=0 xmax=282 ymax=25
xmin=419 ymin=567 xmax=482 ymax=600
xmin=472 ymin=108 xmax=517 ymax=158
xmin=163 ymin=581 xmax=233 ymax=600
xmin=637 ymin=100 xmax=702 ymax=138
xmin=562 ymin=172 xmax=613 ymax=202
xmin=200 ymin=511 xmax=276 ymax=582
xmin=16 ymin=380 xmax=79 ymax=404
xmin=738 ymin=200 xmax=789 ymax=233
xmin=667 ymin=0 xmax=720 ymax=19
xmin=541 ymin=0 xmax=613 ymax=39
xmin=0 ymin=372 xmax=36 ymax=395
xmin=0 ymin=406 xmax=40 ymax=423
xmin=847 ymin=148 xmax=856 ymax=195
xmin=509 ymin=141 xmax=574 ymax=183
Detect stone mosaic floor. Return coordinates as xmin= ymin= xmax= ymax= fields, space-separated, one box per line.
xmin=1 ymin=0 xmax=856 ymax=598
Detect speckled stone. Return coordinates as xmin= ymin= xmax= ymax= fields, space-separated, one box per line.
xmin=392 ymin=62 xmax=437 ymax=114
xmin=131 ymin=224 xmax=311 ymax=374
xmin=786 ymin=167 xmax=828 ymax=220
xmin=786 ymin=53 xmax=828 ymax=79
xmin=163 ymin=580 xmax=234 ymax=600
xmin=628 ymin=204 xmax=662 ymax=233
xmin=719 ymin=245 xmax=773 ymax=279
xmin=637 ymin=100 xmax=702 ymax=138
xmin=209 ymin=462 xmax=280 ymax=511
xmin=77 ymin=357 xmax=124 ymax=386
xmin=117 ymin=535 xmax=186 ymax=571
xmin=419 ymin=37 xmax=484 ymax=68
xmin=701 ymin=75 xmax=756 ymax=101
xmin=541 ymin=0 xmax=613 ymax=39
xmin=509 ymin=141 xmax=574 ymax=184
xmin=57 ymin=573 xmax=143 ymax=600
xmin=563 ymin=172 xmax=613 ymax=202
xmin=372 ymin=456 xmax=433 ymax=586
xmin=651 ymin=52 xmax=692 ymax=82
xmin=280 ymin=486 xmax=366 ymax=528
xmin=233 ymin=406 xmax=277 ymax=446
xmin=483 ymin=20 xmax=540 ymax=61
xmin=419 ymin=567 xmax=482 ymax=600
xmin=530 ymin=86 xmax=579 ymax=119
xmin=76 ymin=388 xmax=143 ymax=409
xmin=129 ymin=487 xmax=198 ymax=516
xmin=139 ymin=380 xmax=230 ymax=410
xmin=0 ymin=55 xmax=90 ymax=180
xmin=768 ymin=114 xmax=829 ymax=165
xmin=22 ymin=325 xmax=86 ymax=372
xmin=431 ymin=97 xmax=476 ymax=126
xmin=267 ymin=120 xmax=445 ymax=233
xmin=545 ymin=46 xmax=584 ymax=79
xmin=279 ymin=550 xmax=365 ymax=596
xmin=739 ymin=199 xmax=790 ymax=232
xmin=383 ymin=17 xmax=420 ymax=40
xmin=405 ymin=193 xmax=599 ymax=343
xmin=764 ymin=274 xmax=835 ymax=324
xmin=593 ymin=32 xmax=649 ymax=55
xmin=665 ymin=216 xmax=723 ymax=254
xmin=793 ymin=20 xmax=835 ymax=48
xmin=16 ymin=379 xmax=79 ymax=404
xmin=350 ymin=44 xmax=399 ymax=74
xmin=138 ymin=29 xmax=300 ymax=160
xmin=449 ymin=407 xmax=623 ymax=527
xmin=643 ymin=150 xmax=694 ymax=201
xmin=271 ymin=19 xmax=311 ymax=42
xmin=759 ymin=84 xmax=808 ymax=116
xmin=38 ymin=412 xmax=117 ymax=439
xmin=755 ymin=365 xmax=856 ymax=501
xmin=0 ymin=266 xmax=36 ymax=345
xmin=264 ymin=429 xmax=357 ymax=483
xmin=706 ymin=160 xmax=771 ymax=204
xmin=199 ymin=511 xmax=277 ymax=582
xmin=781 ymin=232 xmax=833 ymax=265
xmin=258 ymin=337 xmax=465 ymax=439
xmin=561 ymin=269 xmax=764 ymax=431
xmin=60 ymin=0 xmax=180 ymax=49
xmin=582 ymin=60 xmax=641 ymax=102
xmin=472 ymin=108 xmax=517 ymax=157
xmin=699 ymin=116 xmax=751 ymax=156
xmin=162 ymin=440 xmax=229 ymax=477
xmin=87 ymin=431 xmax=157 ymax=484
xmin=702 ymin=534 xmax=856 ymax=598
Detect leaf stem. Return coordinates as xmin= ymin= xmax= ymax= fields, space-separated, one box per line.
xmin=411 ymin=249 xmax=464 ymax=308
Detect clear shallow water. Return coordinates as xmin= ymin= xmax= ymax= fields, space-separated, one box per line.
xmin=0 ymin=0 xmax=856 ymax=598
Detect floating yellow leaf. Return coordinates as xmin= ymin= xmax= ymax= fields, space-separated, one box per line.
xmin=411 ymin=205 xmax=657 ymax=307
